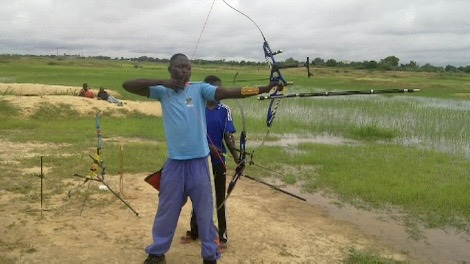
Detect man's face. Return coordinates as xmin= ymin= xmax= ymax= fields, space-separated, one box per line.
xmin=169 ymin=56 xmax=191 ymax=83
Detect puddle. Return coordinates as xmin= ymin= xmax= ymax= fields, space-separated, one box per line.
xmin=251 ymin=134 xmax=357 ymax=147
xmin=258 ymin=178 xmax=470 ymax=263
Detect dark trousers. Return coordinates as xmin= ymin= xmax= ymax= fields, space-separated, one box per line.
xmin=189 ymin=163 xmax=227 ymax=243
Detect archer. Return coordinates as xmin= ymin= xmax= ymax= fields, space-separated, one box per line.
xmin=123 ymin=53 xmax=282 ymax=264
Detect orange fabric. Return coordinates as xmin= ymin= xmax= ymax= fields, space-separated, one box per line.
xmin=79 ymin=89 xmax=95 ymax=98
xmin=145 ymin=169 xmax=162 ymax=191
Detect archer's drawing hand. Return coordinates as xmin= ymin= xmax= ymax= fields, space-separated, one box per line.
xmin=164 ymin=79 xmax=186 ymax=92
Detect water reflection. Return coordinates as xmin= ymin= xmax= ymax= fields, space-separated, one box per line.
xmin=256 ymin=177 xmax=470 ymax=263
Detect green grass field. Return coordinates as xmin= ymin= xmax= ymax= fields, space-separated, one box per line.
xmin=1 ymin=56 xmax=469 ymax=236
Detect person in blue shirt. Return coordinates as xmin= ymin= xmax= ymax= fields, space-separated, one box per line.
xmin=123 ymin=53 xmax=280 ymax=264
xmin=180 ymin=75 xmax=239 ymax=252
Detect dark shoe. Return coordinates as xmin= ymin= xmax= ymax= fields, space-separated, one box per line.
xmin=180 ymin=230 xmax=198 ymax=244
xmin=202 ymin=260 xmax=216 ymax=264
xmin=218 ymin=242 xmax=227 ymax=253
xmin=144 ymin=254 xmax=166 ymax=264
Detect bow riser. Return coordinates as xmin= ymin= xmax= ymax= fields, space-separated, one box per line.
xmin=263 ymin=41 xmax=288 ymax=86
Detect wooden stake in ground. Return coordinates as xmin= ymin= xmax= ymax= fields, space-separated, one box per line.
xmin=119 ymin=144 xmax=124 ymax=196
xmin=32 ymin=155 xmax=50 ymax=217
xmin=40 ymin=156 xmax=44 ymax=217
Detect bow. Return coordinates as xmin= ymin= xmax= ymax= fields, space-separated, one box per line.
xmin=95 ymin=111 xmax=103 ymax=165
xmin=221 ymin=0 xmax=290 ymax=149
xmin=81 ymin=111 xmax=103 ymax=182
xmin=70 ymin=111 xmax=139 ymax=216
xmin=213 ymin=0 xmax=288 ymax=205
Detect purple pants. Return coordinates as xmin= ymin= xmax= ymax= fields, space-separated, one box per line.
xmin=145 ymin=156 xmax=220 ymax=261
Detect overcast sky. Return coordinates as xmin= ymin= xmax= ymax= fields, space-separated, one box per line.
xmin=1 ymin=0 xmax=469 ymax=66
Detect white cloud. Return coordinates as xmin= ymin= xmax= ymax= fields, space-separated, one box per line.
xmin=0 ymin=0 xmax=469 ymax=66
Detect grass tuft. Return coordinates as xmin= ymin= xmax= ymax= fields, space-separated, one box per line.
xmin=349 ymin=124 xmax=396 ymax=141
xmin=344 ymin=247 xmax=408 ymax=264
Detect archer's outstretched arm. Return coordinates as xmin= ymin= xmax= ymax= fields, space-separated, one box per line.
xmin=122 ymin=79 xmax=159 ymax=97
xmin=122 ymin=79 xmax=186 ymax=97
xmin=214 ymin=81 xmax=281 ymax=101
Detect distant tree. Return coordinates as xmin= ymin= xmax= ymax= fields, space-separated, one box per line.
xmin=350 ymin=61 xmax=365 ymax=69
xmin=445 ymin=65 xmax=458 ymax=72
xmin=420 ymin=63 xmax=444 ymax=72
xmin=381 ymin=56 xmax=400 ymax=67
xmin=364 ymin=60 xmax=378 ymax=69
xmin=325 ymin=59 xmax=337 ymax=67
xmin=459 ymin=66 xmax=470 ymax=73
xmin=93 ymin=56 xmax=111 ymax=60
xmin=312 ymin=57 xmax=325 ymax=66
xmin=399 ymin=61 xmax=418 ymax=71
xmin=379 ymin=56 xmax=399 ymax=70
xmin=336 ymin=61 xmax=349 ymax=67
xmin=283 ymin=57 xmax=300 ymax=66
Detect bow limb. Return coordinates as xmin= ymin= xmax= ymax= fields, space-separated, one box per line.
xmin=218 ymin=127 xmax=245 ymax=209
xmin=263 ymin=41 xmax=289 ymax=129
xmin=222 ymin=0 xmax=290 ymax=143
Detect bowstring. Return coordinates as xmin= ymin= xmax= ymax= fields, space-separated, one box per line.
xmin=190 ymin=0 xmax=273 ymax=205
xmin=191 ymin=0 xmax=217 ymax=60
xmin=188 ymin=0 xmax=229 ymax=171
xmin=221 ymin=0 xmax=266 ymax=41
xmin=190 ymin=0 xmax=243 ymax=172
xmin=186 ymin=86 xmax=237 ymax=172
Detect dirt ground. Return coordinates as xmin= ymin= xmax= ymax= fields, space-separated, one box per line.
xmin=0 ymin=83 xmax=162 ymax=117
xmin=1 ymin=83 xmax=418 ymax=264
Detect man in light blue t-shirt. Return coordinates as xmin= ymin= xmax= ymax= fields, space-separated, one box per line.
xmin=123 ymin=53 xmax=280 ymax=264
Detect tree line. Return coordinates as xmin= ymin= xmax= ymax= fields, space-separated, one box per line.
xmin=131 ymin=55 xmax=470 ymax=74
xmin=2 ymin=53 xmax=469 ymax=73
xmin=306 ymin=56 xmax=470 ymax=73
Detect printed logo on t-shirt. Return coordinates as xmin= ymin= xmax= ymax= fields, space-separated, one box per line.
xmin=185 ymin=96 xmax=193 ymax=107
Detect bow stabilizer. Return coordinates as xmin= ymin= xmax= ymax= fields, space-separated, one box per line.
xmin=257 ymin=88 xmax=421 ymax=100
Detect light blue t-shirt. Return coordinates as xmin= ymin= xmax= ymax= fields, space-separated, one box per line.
xmin=149 ymin=82 xmax=217 ymax=160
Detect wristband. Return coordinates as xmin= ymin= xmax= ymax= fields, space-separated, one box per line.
xmin=240 ymin=87 xmax=259 ymax=96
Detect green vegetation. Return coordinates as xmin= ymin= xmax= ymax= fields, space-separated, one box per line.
xmin=344 ymin=248 xmax=408 ymax=264
xmin=0 ymin=56 xmax=469 ymax=236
